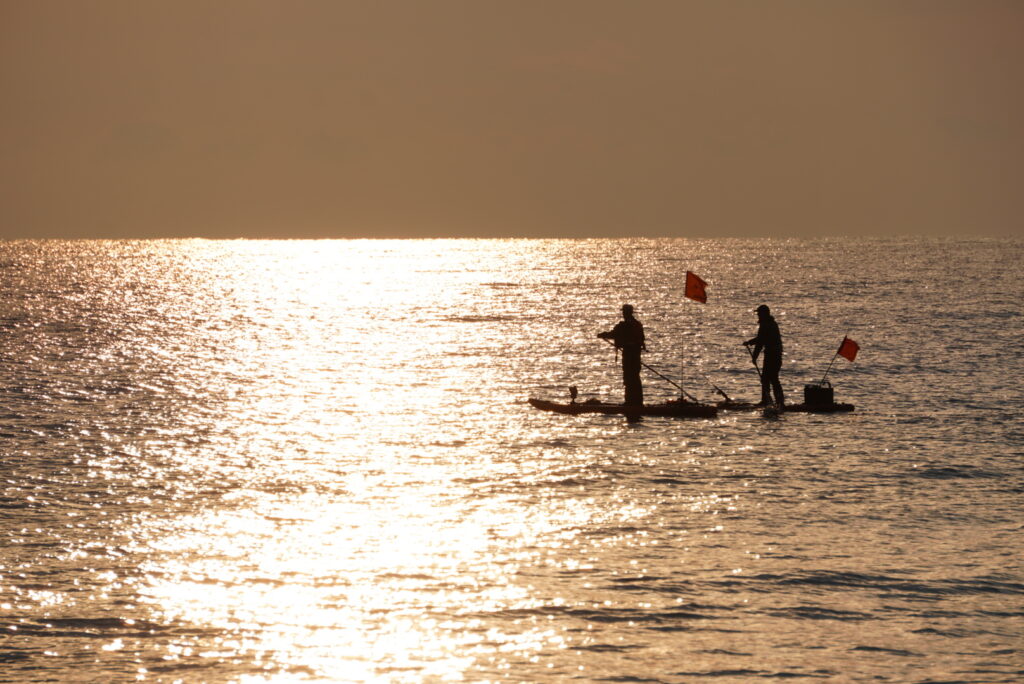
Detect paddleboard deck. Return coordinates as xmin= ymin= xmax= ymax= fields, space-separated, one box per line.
xmin=718 ymin=401 xmax=855 ymax=413
xmin=529 ymin=398 xmax=718 ymax=419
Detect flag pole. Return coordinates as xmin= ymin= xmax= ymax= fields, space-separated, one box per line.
xmin=819 ymin=333 xmax=848 ymax=385
xmin=684 ymin=301 xmax=700 ymax=398
xmin=680 ymin=333 xmax=685 ymax=399
xmin=680 ymin=274 xmax=688 ymax=401
xmin=681 ymin=270 xmax=709 ymax=402
xmin=675 ymin=306 xmax=698 ymax=403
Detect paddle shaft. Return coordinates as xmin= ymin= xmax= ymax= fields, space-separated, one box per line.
xmin=746 ymin=343 xmax=763 ymax=381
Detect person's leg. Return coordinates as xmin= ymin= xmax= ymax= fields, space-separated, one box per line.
xmin=623 ymin=354 xmax=643 ymax=406
xmin=763 ymin=356 xmax=784 ymax=406
xmin=759 ymin=375 xmax=772 ymax=405
xmin=624 ymin=374 xmax=643 ymax=406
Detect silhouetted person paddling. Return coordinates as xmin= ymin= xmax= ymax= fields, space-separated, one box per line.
xmin=744 ymin=304 xmax=785 ymax=407
xmin=598 ymin=304 xmax=646 ymax=406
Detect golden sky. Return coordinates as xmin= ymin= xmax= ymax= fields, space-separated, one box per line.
xmin=1 ymin=1 xmax=1021 ymax=239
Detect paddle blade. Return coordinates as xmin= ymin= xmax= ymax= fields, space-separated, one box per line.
xmin=685 ymin=271 xmax=708 ymax=303
xmin=837 ymin=336 xmax=859 ymax=362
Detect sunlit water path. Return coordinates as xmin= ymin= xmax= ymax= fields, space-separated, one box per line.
xmin=1 ymin=238 xmax=1021 ymax=682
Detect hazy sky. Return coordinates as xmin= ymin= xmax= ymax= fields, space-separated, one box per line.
xmin=2 ymin=1 xmax=1021 ymax=239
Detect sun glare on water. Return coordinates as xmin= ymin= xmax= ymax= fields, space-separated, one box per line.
xmin=114 ymin=241 xmax=620 ymax=680
xmin=5 ymin=238 xmax=1020 ymax=682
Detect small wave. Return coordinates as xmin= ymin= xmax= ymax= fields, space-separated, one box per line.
xmin=376 ymin=572 xmax=436 ymax=581
xmin=146 ymin=662 xmax=223 ymax=675
xmin=608 ymin=575 xmax=672 ymax=585
xmin=0 ymin=652 xmax=32 ymax=664
xmin=978 ymin=608 xmax=1024 ymax=617
xmin=646 ymin=477 xmax=688 ymax=485
xmin=911 ymin=627 xmax=972 ymax=638
xmin=540 ymin=476 xmax=592 ymax=487
xmin=5 ymin=616 xmax=200 ymax=640
xmin=750 ymin=570 xmax=1024 ymax=597
xmin=672 ymin=669 xmax=832 ymax=679
xmin=851 ymin=645 xmax=920 ymax=657
xmin=41 ymin=617 xmax=168 ymax=631
xmin=766 ymin=606 xmax=872 ymax=621
xmin=466 ymin=605 xmax=719 ymax=625
xmin=580 ymin=525 xmax=647 ymax=537
xmin=673 ymin=670 xmax=761 ymax=679
xmin=910 ymin=465 xmax=1002 ymax=480
xmin=82 ymin=384 xmax=133 ymax=395
xmin=575 ymin=643 xmax=642 ymax=653
xmin=445 ymin=315 xmax=520 ymax=323
xmin=517 ymin=437 xmax=574 ymax=448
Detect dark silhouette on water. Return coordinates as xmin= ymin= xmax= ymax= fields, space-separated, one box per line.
xmin=744 ymin=304 xmax=785 ymax=407
xmin=528 ymin=303 xmax=721 ymax=422
xmin=598 ymin=304 xmax=646 ymax=407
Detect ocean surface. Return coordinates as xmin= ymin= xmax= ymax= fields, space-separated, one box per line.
xmin=0 ymin=237 xmax=1021 ymax=683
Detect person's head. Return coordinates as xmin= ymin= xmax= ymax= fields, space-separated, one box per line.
xmin=621 ymin=304 xmax=635 ymax=319
xmin=756 ymin=304 xmax=770 ymax=319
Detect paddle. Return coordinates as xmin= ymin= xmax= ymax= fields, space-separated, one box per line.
xmin=746 ymin=342 xmax=782 ymax=412
xmin=745 ymin=342 xmax=763 ymax=382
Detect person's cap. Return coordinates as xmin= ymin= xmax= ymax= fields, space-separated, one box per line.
xmin=622 ymin=304 xmax=634 ymax=314
xmin=756 ymin=304 xmax=770 ymax=314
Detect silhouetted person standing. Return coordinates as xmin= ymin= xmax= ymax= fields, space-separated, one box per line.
xmin=598 ymin=304 xmax=646 ymax=406
xmin=744 ymin=304 xmax=785 ymax=406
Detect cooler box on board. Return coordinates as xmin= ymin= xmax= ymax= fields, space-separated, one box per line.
xmin=803 ymin=381 xmax=834 ymax=407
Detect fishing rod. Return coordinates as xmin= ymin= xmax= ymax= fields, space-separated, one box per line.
xmin=602 ymin=339 xmax=700 ymax=402
xmin=639 ymin=346 xmax=731 ymax=403
xmin=679 ymin=345 xmax=734 ymax=402
xmin=703 ymin=376 xmax=733 ymax=403
xmin=683 ymin=291 xmax=732 ymax=403
xmin=660 ymin=354 xmax=733 ymax=403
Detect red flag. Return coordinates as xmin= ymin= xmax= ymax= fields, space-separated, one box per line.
xmin=685 ymin=271 xmax=707 ymax=303
xmin=837 ymin=336 xmax=859 ymax=362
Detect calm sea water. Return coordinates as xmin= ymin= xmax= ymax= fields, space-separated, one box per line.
xmin=0 ymin=237 xmax=1021 ymax=683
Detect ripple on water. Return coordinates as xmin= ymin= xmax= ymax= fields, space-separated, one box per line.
xmin=0 ymin=238 xmax=1021 ymax=682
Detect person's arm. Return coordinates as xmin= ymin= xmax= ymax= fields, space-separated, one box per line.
xmin=598 ymin=321 xmax=625 ymax=344
xmin=744 ymin=325 xmax=764 ymax=358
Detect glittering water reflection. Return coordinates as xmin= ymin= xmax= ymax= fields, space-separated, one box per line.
xmin=134 ymin=463 xmax=607 ymax=679
xmin=1 ymin=239 xmax=1021 ymax=682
